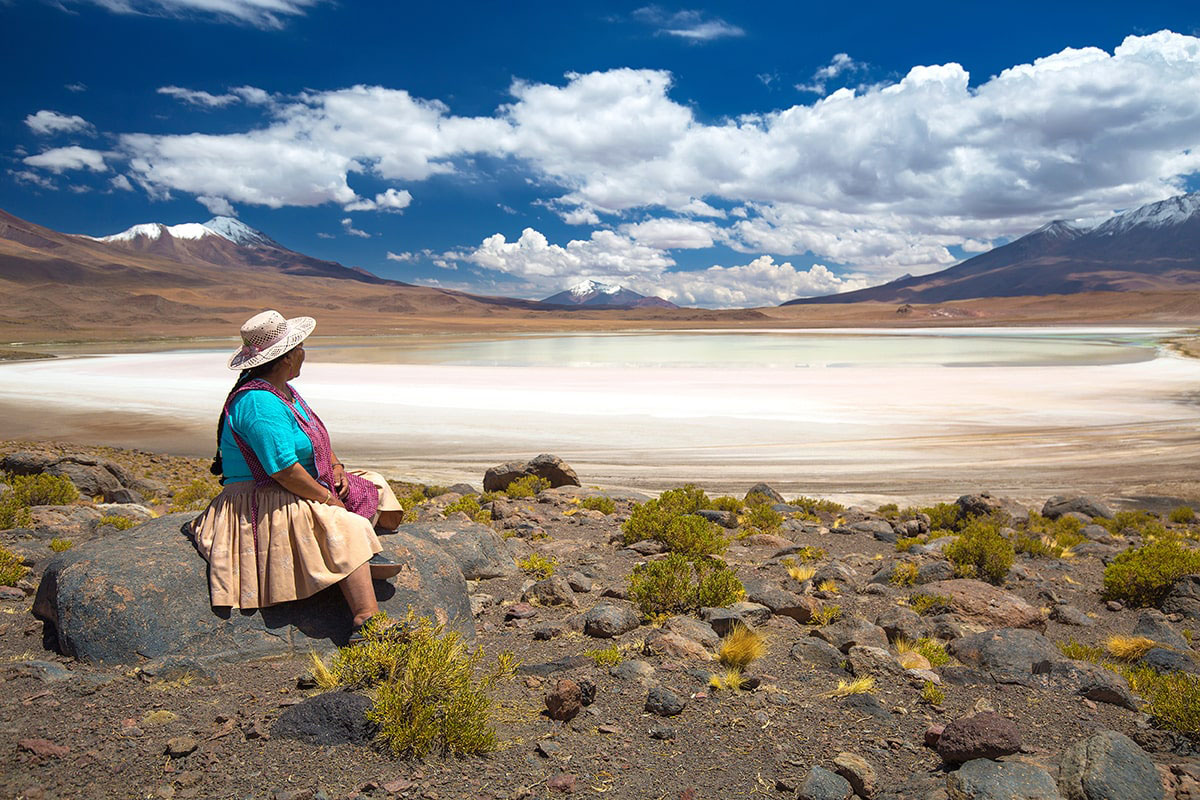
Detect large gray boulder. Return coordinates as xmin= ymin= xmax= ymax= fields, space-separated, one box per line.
xmin=32 ymin=513 xmax=472 ymax=665
xmin=947 ymin=759 xmax=1063 ymax=800
xmin=1042 ymin=495 xmax=1114 ymax=520
xmin=396 ymin=517 xmax=517 ymax=580
xmin=948 ymin=628 xmax=1062 ymax=681
xmin=483 ymin=454 xmax=580 ymax=492
xmin=1162 ymin=575 xmax=1200 ymax=621
xmin=1058 ymin=730 xmax=1163 ymax=800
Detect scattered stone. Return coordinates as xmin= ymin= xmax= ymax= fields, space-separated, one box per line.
xmin=505 ymin=603 xmax=538 ymax=620
xmin=137 ymin=656 xmax=218 ymax=686
xmin=848 ymin=645 xmax=906 ymax=677
xmin=813 ymin=616 xmax=889 ymax=653
xmin=645 ymin=686 xmax=685 ymax=717
xmin=625 ymin=539 xmax=666 ymax=555
xmin=925 ymin=724 xmax=945 ymax=748
xmin=1163 ymin=575 xmax=1200 ymax=621
xmin=845 ymin=519 xmax=897 ymax=543
xmin=1138 ymin=647 xmax=1198 ymax=674
xmin=1132 ymin=610 xmax=1190 ymax=650
xmin=833 ymin=752 xmax=877 ymax=799
xmin=1042 ymin=495 xmax=1113 ymax=520
xmin=897 ymin=650 xmax=932 ymax=671
xmin=697 ymin=509 xmax=737 ymax=528
xmin=644 ymin=630 xmax=711 ymax=661
xmin=1051 ymin=605 xmax=1094 ymax=626
xmin=663 ymin=616 xmax=720 ymax=650
xmin=957 ymin=493 xmax=1031 ymax=525
xmin=648 ymin=725 xmax=676 ymax=740
xmin=1035 ymin=660 xmax=1138 ymax=709
xmin=3 ymin=660 xmax=74 ymax=682
xmin=565 ymin=572 xmax=594 ymax=593
xmin=545 ymin=679 xmax=582 ymax=721
xmin=18 ymin=738 xmax=70 ymax=758
xmin=272 ymin=692 xmax=376 ymax=746
xmin=611 ymin=660 xmax=655 ymax=682
xmin=545 ymin=773 xmax=576 ymax=793
xmin=577 ymin=677 xmax=596 ymax=705
xmin=533 ymin=625 xmax=564 ymax=641
xmin=949 ymin=628 xmax=1062 ymax=682
xmin=1106 ymin=600 xmax=1124 ymax=612
xmin=922 ymin=579 xmax=1045 ymax=630
xmin=876 ymin=606 xmax=926 ymax=643
xmin=0 ymin=585 xmax=25 ymax=601
xmin=936 ymin=712 xmax=1021 ymax=764
xmin=946 ymin=758 xmax=1063 ymax=800
xmin=798 ymin=765 xmax=852 ymax=800
xmin=745 ymin=483 xmax=784 ymax=503
xmin=484 ymin=454 xmax=580 ymax=492
xmin=840 ymin=693 xmax=891 ymax=721
xmin=583 ymin=603 xmax=640 ymax=638
xmin=790 ymin=638 xmax=851 ymax=673
xmin=523 ymin=575 xmax=578 ymax=608
xmin=1058 ymin=730 xmax=1163 ymax=800
xmin=165 ymin=737 xmax=198 ymax=759
xmin=470 ymin=594 xmax=495 ymax=616
xmin=742 ymin=579 xmax=821 ymax=623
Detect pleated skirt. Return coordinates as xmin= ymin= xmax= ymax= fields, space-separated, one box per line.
xmin=190 ymin=469 xmax=403 ymax=610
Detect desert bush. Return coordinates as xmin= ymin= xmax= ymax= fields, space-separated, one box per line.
xmin=830 ymin=677 xmax=874 ymax=697
xmin=889 ymin=562 xmax=919 ymax=587
xmin=442 ymin=495 xmax=492 ymax=525
xmin=816 ymin=579 xmax=839 ymax=594
xmin=170 ymin=478 xmax=221 ymax=512
xmin=739 ymin=503 xmax=783 ymax=534
xmin=1058 ymin=638 xmax=1105 ymax=663
xmin=920 ymin=681 xmax=945 ymax=704
xmin=580 ymin=496 xmax=616 ymax=515
xmin=517 ymin=553 xmax=556 ymax=578
xmin=914 ymin=637 xmax=950 ymax=667
xmin=791 ymin=496 xmax=845 ymax=514
xmin=1018 ymin=513 xmax=1087 ymax=557
xmin=0 ymin=544 xmax=28 ymax=586
xmin=661 ymin=514 xmax=727 ymax=557
xmin=895 ymin=535 xmax=925 ymax=553
xmin=791 ymin=545 xmax=826 ymax=562
xmin=944 ymin=516 xmax=1014 ymax=584
xmin=621 ymin=484 xmax=711 ymax=545
xmin=709 ymin=495 xmax=744 ymax=513
xmin=628 ymin=554 xmax=743 ymax=617
xmin=717 ymin=624 xmax=766 ymax=669
xmin=922 ymin=503 xmax=962 ymax=532
xmin=1099 ymin=510 xmax=1168 ymax=539
xmin=908 ymin=592 xmax=953 ymax=616
xmin=316 ymin=612 xmax=516 ymax=758
xmin=6 ymin=472 xmax=79 ymax=506
xmin=49 ymin=537 xmax=73 ymax=552
xmin=877 ymin=503 xmax=899 ymax=519
xmin=98 ymin=514 xmax=137 ymax=531
xmin=505 ymin=475 xmax=550 ymax=499
xmin=808 ymin=605 xmax=842 ymax=626
xmin=583 ymin=644 xmax=622 ymax=667
xmin=785 ymin=562 xmax=816 ymax=583
xmin=1102 ymin=538 xmax=1200 ymax=608
xmin=1170 ymin=506 xmax=1197 ymax=525
xmin=0 ymin=496 xmax=33 ymax=530
xmin=1119 ymin=666 xmax=1200 ymax=740
xmin=1106 ymin=635 xmax=1157 ymax=661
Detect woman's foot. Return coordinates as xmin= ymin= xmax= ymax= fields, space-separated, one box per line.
xmin=368 ymin=551 xmax=404 ymax=579
xmin=347 ymin=613 xmax=413 ymax=646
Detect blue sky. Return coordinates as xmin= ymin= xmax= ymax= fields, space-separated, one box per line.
xmin=3 ymin=1 xmax=1199 ymax=307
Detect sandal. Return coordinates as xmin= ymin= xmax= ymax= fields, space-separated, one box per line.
xmin=368 ymin=551 xmax=404 ymax=580
xmin=347 ymin=613 xmax=413 ymax=646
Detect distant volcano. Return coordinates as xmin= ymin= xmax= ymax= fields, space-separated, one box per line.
xmin=541 ymin=279 xmax=676 ymax=309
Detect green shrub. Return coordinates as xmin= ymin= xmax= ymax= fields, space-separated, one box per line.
xmin=583 ymin=644 xmax=622 ymax=667
xmin=0 ymin=496 xmax=33 ymax=530
xmin=317 ymin=612 xmax=517 ymax=757
xmin=1098 ymin=510 xmax=1167 ymax=539
xmin=744 ymin=492 xmax=776 ymax=508
xmin=661 ymin=514 xmax=727 ymax=557
xmin=622 ymin=484 xmax=716 ymax=549
xmin=790 ymin=545 xmax=826 ymax=562
xmin=1057 ymin=638 xmax=1105 ymax=663
xmin=908 ymin=592 xmax=953 ymax=616
xmin=442 ymin=495 xmax=492 ymax=525
xmin=791 ymin=496 xmax=845 ymax=514
xmin=1102 ymin=538 xmax=1200 ymax=608
xmin=739 ymin=503 xmax=783 ymax=534
xmin=98 ymin=514 xmax=137 ymax=531
xmin=628 ymin=554 xmax=743 ymax=617
xmin=517 ymin=553 xmax=556 ymax=578
xmin=1170 ymin=506 xmax=1197 ymax=525
xmin=5 ymin=472 xmax=79 ymax=506
xmin=877 ymin=503 xmax=899 ymax=519
xmin=889 ymin=561 xmax=919 ymax=587
xmin=580 ymin=496 xmax=616 ymax=515
xmin=920 ymin=681 xmax=945 ymax=705
xmin=709 ymin=496 xmax=744 ymax=513
xmin=914 ymin=637 xmax=950 ymax=667
xmin=0 ymin=544 xmax=28 ymax=586
xmin=1119 ymin=665 xmax=1200 ymax=739
xmin=944 ymin=516 xmax=1014 ymax=584
xmin=895 ymin=535 xmax=925 ymax=553
xmin=808 ymin=605 xmax=841 ymax=626
xmin=505 ymin=475 xmax=550 ymax=499
xmin=49 ymin=538 xmax=73 ymax=552
xmin=170 ymin=478 xmax=221 ymax=512
xmin=922 ymin=503 xmax=962 ymax=532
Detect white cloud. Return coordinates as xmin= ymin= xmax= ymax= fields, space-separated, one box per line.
xmin=231 ymin=85 xmax=272 ymax=105
xmin=633 ymin=7 xmax=744 ymax=42
xmin=78 ymin=0 xmax=320 ymax=29
xmin=960 ymin=238 xmax=992 ymax=253
xmin=460 ymin=227 xmax=674 ymax=281
xmin=637 ymin=256 xmax=870 ymax=308
xmin=797 ymin=53 xmax=867 ymax=95
xmin=109 ymin=174 xmax=134 ymax=191
xmin=9 ymin=170 xmax=56 ymax=190
xmin=385 ymin=250 xmax=416 ymax=262
xmin=341 ymin=217 xmax=370 ymax=238
xmin=344 ymin=187 xmax=412 ymax=212
xmin=198 ymin=195 xmax=235 ymax=215
xmin=620 ymin=217 xmax=720 ymax=249
xmin=65 ymin=83 xmax=87 ymax=92
xmin=316 ymin=232 xmax=334 ymax=239
xmin=158 ymin=86 xmax=240 ymax=107
xmin=25 ymin=110 xmax=94 ymax=136
xmin=23 ymin=146 xmax=108 ymax=173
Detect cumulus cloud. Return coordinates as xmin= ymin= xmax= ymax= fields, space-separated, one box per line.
xmin=25 ymin=110 xmax=94 ymax=136
xmin=158 ymin=86 xmax=240 ymax=107
xmin=77 ymin=0 xmax=320 ymax=29
xmin=23 ymin=146 xmax=108 ymax=173
xmin=633 ymin=6 xmax=744 ymax=41
xmin=639 ymin=256 xmax=870 ymax=307
xmin=9 ymin=170 xmax=56 ymax=190
xmin=385 ymin=250 xmax=416 ymax=262
xmin=620 ymin=217 xmax=721 ymax=249
xmin=460 ymin=227 xmax=674 ymax=281
xmin=341 ymin=217 xmax=370 ymax=238
xmin=231 ymin=85 xmax=272 ymax=105
xmin=109 ymin=174 xmax=134 ymax=191
xmin=198 ymin=195 xmax=235 ymax=215
xmin=796 ymin=53 xmax=865 ymax=95
xmin=344 ymin=187 xmax=412 ymax=212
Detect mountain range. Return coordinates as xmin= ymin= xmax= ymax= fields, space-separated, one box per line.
xmin=541 ymin=279 xmax=676 ymax=309
xmin=787 ymin=192 xmax=1200 ymax=305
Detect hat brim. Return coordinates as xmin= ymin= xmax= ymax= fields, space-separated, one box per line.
xmin=227 ymin=316 xmax=316 ymax=370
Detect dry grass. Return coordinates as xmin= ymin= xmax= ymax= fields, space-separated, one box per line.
xmin=829 ymin=677 xmax=875 ymax=697
xmin=717 ymin=624 xmax=766 ymax=670
xmin=816 ymin=579 xmax=839 ymax=594
xmin=1106 ymin=635 xmax=1157 ymax=661
xmin=787 ymin=564 xmax=816 ymax=583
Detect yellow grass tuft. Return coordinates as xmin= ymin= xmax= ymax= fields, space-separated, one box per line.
xmin=817 ymin=579 xmax=839 ymax=593
xmin=788 ymin=564 xmax=817 ymax=583
xmin=717 ymin=623 xmax=767 ymax=669
xmin=830 ymin=677 xmax=875 ymax=697
xmin=307 ymin=650 xmax=339 ymax=691
xmin=720 ymin=667 xmax=745 ymax=691
xmin=1106 ymin=635 xmax=1157 ymax=661
xmin=893 ymin=637 xmax=915 ymax=655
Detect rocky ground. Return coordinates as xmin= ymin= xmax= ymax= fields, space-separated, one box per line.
xmin=2 ymin=441 xmax=1200 ymax=800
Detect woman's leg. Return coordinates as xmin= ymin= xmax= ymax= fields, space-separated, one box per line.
xmin=375 ymin=510 xmax=404 ymax=530
xmin=338 ymin=561 xmax=379 ymax=627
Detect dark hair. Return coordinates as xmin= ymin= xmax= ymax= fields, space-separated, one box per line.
xmin=209 ymin=352 xmax=289 ymax=477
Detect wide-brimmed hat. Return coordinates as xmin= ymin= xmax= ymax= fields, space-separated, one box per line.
xmin=227 ymin=310 xmax=315 ymax=370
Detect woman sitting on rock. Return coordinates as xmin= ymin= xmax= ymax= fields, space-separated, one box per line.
xmin=190 ymin=310 xmax=404 ymax=642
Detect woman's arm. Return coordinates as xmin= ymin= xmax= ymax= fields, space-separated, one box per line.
xmin=329 ymin=450 xmax=348 ymax=498
xmin=271 ymin=463 xmax=345 ymax=508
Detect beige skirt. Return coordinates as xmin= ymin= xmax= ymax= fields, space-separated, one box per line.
xmin=191 ymin=469 xmax=403 ymax=610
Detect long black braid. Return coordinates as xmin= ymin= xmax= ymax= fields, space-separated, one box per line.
xmin=209 ymin=354 xmax=287 ymax=477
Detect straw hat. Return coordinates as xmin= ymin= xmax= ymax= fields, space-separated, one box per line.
xmin=227 ymin=310 xmax=315 ymax=370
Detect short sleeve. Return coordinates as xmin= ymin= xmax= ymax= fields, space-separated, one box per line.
xmin=227 ymin=391 xmax=302 ymax=475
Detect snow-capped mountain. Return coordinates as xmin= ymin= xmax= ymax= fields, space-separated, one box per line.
xmin=89 ymin=217 xmax=276 ymax=248
xmin=541 ymin=279 xmax=677 ymax=309
xmin=788 ymin=191 xmax=1200 ymax=305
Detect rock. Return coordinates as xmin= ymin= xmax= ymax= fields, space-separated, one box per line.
xmin=813 ymin=562 xmax=857 ymax=586
xmin=483 ymin=454 xmax=580 ymax=492
xmin=397 ymin=517 xmax=517 ymax=580
xmin=583 ymin=603 xmax=640 ymax=638
xmin=947 ymin=759 xmax=1063 ymax=800
xmin=848 ymin=645 xmax=906 ymax=677
xmin=0 ymin=452 xmax=54 ymax=475
xmin=922 ymin=579 xmax=1045 ymax=630
xmin=469 ymin=593 xmax=494 ymax=616
xmin=645 ymin=686 xmax=685 ymax=717
xmin=517 ymin=655 xmax=591 ymax=677
xmin=32 ymin=514 xmax=473 ymax=665
xmin=925 ymin=724 xmax=946 ymax=748
xmin=611 ymin=660 xmax=655 ymax=682
xmin=745 ymin=483 xmax=785 ymax=503
xmin=505 ymin=602 xmax=538 ymax=620
xmin=833 ymin=752 xmax=877 ymax=800
xmin=663 ymin=616 xmax=720 ymax=650
xmin=917 ymin=560 xmax=956 ymax=584
xmin=739 ymin=532 xmax=792 ymax=549
xmin=840 ymin=692 xmax=891 ymax=721
xmin=847 ymin=519 xmax=898 ymax=543
xmin=18 ymin=738 xmax=70 ymax=759
xmin=1035 ymin=660 xmax=1138 ymax=709
xmin=3 ymin=660 xmax=75 ymax=682
xmin=742 ymin=579 xmax=820 ymax=623
xmin=523 ymin=575 xmax=578 ymax=608
xmin=165 ymin=737 xmax=198 ymax=759
xmin=565 ymin=571 xmax=595 ymax=593
xmin=648 ymin=725 xmax=676 ymax=740
xmin=876 ymin=606 xmax=927 ymax=643
xmin=272 ymin=692 xmax=377 ymax=746
xmin=956 ymin=493 xmax=1031 ymax=526
xmin=1042 ymin=496 xmax=1113 ymax=520
xmin=798 ymin=765 xmax=852 ymax=800
xmin=1132 ymin=610 xmax=1190 ymax=650
xmin=936 ymin=712 xmax=1022 ymax=764
xmin=701 ymin=603 xmax=771 ymax=636
xmin=897 ymin=650 xmax=932 ymax=670
xmin=1162 ymin=575 xmax=1200 ymax=621
xmin=1081 ymin=524 xmax=1113 ymax=542
xmin=1058 ymin=730 xmax=1163 ymax=800
xmin=644 ymin=630 xmax=711 ymax=661
xmin=545 ymin=679 xmax=582 ymax=721
xmin=546 ymin=773 xmax=576 ymax=794
xmin=790 ymin=638 xmax=851 ymax=673
xmin=813 ymin=616 xmax=889 ymax=653
xmin=1051 ymin=605 xmax=1094 ymax=626
xmin=948 ymin=629 xmax=1062 ymax=681
xmin=697 ymin=509 xmax=737 ymax=528
xmin=1138 ymin=647 xmax=1198 ymax=674
xmin=625 ymin=539 xmax=666 ymax=555
xmin=136 ymin=656 xmax=217 ymax=686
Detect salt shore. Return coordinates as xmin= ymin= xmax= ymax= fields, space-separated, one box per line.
xmin=1 ymin=329 xmax=1198 ymax=504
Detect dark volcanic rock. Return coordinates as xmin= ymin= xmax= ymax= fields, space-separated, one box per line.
xmin=947 ymin=759 xmax=1062 ymax=800
xmin=32 ymin=514 xmax=473 ymax=665
xmin=1042 ymin=495 xmax=1113 ymax=520
xmin=1035 ymin=660 xmax=1138 ymax=709
xmin=742 ymin=578 xmax=820 ymax=623
xmin=876 ymin=606 xmax=926 ymax=643
xmin=922 ymin=579 xmax=1045 ymax=630
xmin=813 ymin=616 xmax=889 ymax=653
xmin=583 ymin=603 xmax=640 ymax=638
xmin=744 ymin=483 xmax=785 ymax=504
xmin=798 ymin=765 xmax=852 ymax=800
xmin=272 ymin=691 xmax=377 ymax=745
xmin=483 ymin=454 xmax=580 ymax=492
xmin=789 ymin=638 xmax=851 ymax=673
xmin=936 ymin=712 xmax=1021 ymax=764
xmin=545 ymin=679 xmax=582 ymax=721
xmin=1162 ymin=575 xmax=1200 ymax=621
xmin=1138 ymin=647 xmax=1199 ymax=675
xmin=1132 ymin=610 xmax=1190 ymax=650
xmin=645 ymin=686 xmax=685 ymax=717
xmin=396 ymin=517 xmax=517 ymax=580
xmin=1058 ymin=730 xmax=1163 ymax=800
xmin=956 ymin=492 xmax=1031 ymax=525
xmin=948 ymin=629 xmax=1062 ymax=681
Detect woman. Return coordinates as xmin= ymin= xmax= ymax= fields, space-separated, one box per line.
xmin=190 ymin=310 xmax=405 ymax=641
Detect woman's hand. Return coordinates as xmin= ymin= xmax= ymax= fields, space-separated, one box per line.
xmin=332 ymin=463 xmax=349 ymax=499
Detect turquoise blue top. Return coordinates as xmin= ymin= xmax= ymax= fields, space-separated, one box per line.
xmin=220 ymin=389 xmax=318 ymax=485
